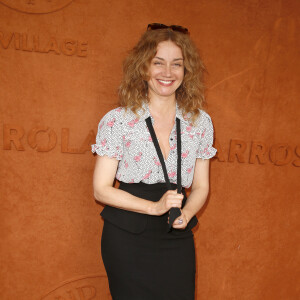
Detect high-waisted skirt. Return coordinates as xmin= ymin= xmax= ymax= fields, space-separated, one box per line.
xmin=100 ymin=182 xmax=196 ymax=300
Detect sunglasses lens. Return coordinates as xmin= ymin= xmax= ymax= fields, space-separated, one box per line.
xmin=147 ymin=23 xmax=168 ymax=31
xmin=170 ymin=25 xmax=189 ymax=34
xmin=147 ymin=23 xmax=189 ymax=34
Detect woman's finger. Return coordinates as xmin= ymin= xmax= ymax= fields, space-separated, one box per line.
xmin=172 ymin=212 xmax=188 ymax=229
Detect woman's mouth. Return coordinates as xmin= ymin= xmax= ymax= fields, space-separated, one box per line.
xmin=157 ymin=79 xmax=174 ymax=86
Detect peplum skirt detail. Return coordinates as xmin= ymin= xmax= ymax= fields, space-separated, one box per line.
xmin=100 ymin=182 xmax=196 ymax=300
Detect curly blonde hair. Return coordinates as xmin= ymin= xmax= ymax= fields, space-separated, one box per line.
xmin=119 ymin=28 xmax=207 ymax=122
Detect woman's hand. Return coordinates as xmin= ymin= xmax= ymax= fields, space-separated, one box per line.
xmin=153 ymin=190 xmax=184 ymax=216
xmin=169 ymin=209 xmax=189 ymax=229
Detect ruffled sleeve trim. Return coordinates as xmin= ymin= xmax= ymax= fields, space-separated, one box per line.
xmin=195 ymin=110 xmax=217 ymax=160
xmin=196 ymin=144 xmax=217 ymax=159
xmin=91 ymin=143 xmax=123 ymax=160
xmin=91 ymin=107 xmax=124 ymax=160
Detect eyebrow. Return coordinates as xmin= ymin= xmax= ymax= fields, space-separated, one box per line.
xmin=154 ymin=57 xmax=184 ymax=61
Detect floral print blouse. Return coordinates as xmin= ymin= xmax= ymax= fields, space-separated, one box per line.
xmin=91 ymin=102 xmax=217 ymax=188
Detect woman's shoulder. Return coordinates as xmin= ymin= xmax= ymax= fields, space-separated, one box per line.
xmin=100 ymin=106 xmax=138 ymax=120
xmin=98 ymin=106 xmax=132 ymax=125
xmin=100 ymin=106 xmax=126 ymax=120
xmin=98 ymin=106 xmax=140 ymax=132
xmin=193 ymin=109 xmax=214 ymax=129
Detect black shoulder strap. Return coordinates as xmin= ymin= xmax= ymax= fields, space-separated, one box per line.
xmin=145 ymin=116 xmax=182 ymax=230
xmin=145 ymin=116 xmax=182 ymax=191
xmin=176 ymin=117 xmax=182 ymax=194
xmin=145 ymin=117 xmax=172 ymax=190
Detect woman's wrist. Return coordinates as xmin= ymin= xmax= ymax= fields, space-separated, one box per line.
xmin=147 ymin=201 xmax=158 ymax=216
xmin=182 ymin=208 xmax=193 ymax=224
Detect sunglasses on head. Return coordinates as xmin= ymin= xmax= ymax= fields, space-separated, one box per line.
xmin=147 ymin=23 xmax=189 ymax=35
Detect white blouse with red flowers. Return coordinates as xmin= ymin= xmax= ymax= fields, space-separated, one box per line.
xmin=91 ymin=102 xmax=217 ymax=188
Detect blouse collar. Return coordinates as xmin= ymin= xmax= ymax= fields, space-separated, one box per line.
xmin=137 ymin=101 xmax=190 ymax=124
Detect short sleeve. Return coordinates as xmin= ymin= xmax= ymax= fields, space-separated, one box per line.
xmin=91 ymin=108 xmax=123 ymax=160
xmin=196 ymin=111 xmax=217 ymax=159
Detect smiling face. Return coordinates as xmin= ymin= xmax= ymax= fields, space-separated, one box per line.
xmin=147 ymin=40 xmax=184 ymax=100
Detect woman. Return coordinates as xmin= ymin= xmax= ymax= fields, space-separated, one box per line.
xmin=92 ymin=23 xmax=217 ymax=300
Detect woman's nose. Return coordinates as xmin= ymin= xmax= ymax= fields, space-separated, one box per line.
xmin=162 ymin=64 xmax=172 ymax=77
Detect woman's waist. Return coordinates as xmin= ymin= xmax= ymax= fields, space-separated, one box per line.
xmin=118 ymin=181 xmax=186 ymax=202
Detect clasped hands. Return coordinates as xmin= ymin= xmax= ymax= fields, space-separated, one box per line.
xmin=154 ymin=190 xmax=189 ymax=229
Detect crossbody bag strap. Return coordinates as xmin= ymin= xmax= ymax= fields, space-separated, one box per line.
xmin=145 ymin=117 xmax=172 ymax=189
xmin=145 ymin=116 xmax=182 ymax=230
xmin=176 ymin=117 xmax=182 ymax=194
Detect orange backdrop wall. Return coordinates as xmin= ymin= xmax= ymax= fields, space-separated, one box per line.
xmin=1 ymin=1 xmax=299 ymax=299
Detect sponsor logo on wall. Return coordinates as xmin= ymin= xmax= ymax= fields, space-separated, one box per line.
xmin=0 ymin=0 xmax=74 ymax=14
xmin=0 ymin=30 xmax=88 ymax=57
xmin=2 ymin=124 xmax=299 ymax=167
xmin=40 ymin=274 xmax=110 ymax=300
xmin=0 ymin=1 xmax=86 ymax=57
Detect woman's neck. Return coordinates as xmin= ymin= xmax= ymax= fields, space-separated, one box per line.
xmin=148 ymin=96 xmax=176 ymax=119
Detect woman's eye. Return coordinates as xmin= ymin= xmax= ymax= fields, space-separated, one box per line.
xmin=174 ymin=63 xmax=182 ymax=67
xmin=154 ymin=61 xmax=161 ymax=65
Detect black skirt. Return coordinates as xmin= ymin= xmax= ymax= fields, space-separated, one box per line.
xmin=101 ymin=182 xmax=196 ymax=300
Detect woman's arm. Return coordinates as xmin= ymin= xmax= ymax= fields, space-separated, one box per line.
xmin=93 ymin=155 xmax=183 ymax=216
xmin=172 ymin=158 xmax=210 ymax=228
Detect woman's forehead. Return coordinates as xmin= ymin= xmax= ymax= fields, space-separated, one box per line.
xmin=155 ymin=41 xmax=183 ymax=58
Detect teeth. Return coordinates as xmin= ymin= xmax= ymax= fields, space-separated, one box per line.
xmin=158 ymin=80 xmax=172 ymax=84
